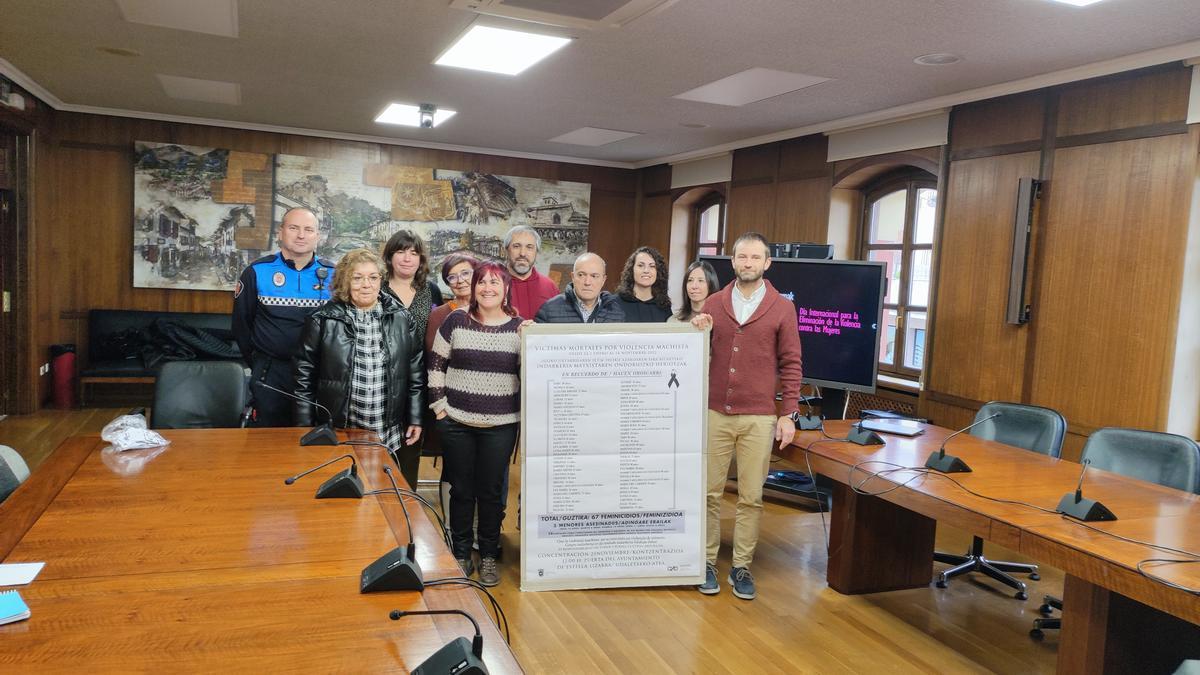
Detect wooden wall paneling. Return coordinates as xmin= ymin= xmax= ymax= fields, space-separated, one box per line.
xmin=777 ymin=134 xmax=829 ymax=180
xmin=1029 ymin=133 xmax=1196 ymax=430
xmin=725 ymin=182 xmax=776 ymax=243
xmin=634 ymin=193 xmax=673 ymax=270
xmin=773 ymin=177 xmax=832 ymax=243
xmin=590 ymin=189 xmax=641 ymax=288
xmin=924 ymin=152 xmax=1041 ymax=404
xmin=917 ymin=398 xmax=977 ymax=432
xmin=1056 ymin=66 xmax=1191 ymax=138
xmin=949 ymin=92 xmax=1046 ymax=152
xmin=639 ymin=164 xmax=672 ymax=194
xmin=731 ymin=143 xmax=780 ymax=182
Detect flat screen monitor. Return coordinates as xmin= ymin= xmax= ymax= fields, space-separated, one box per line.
xmin=700 ymin=255 xmax=885 ymax=393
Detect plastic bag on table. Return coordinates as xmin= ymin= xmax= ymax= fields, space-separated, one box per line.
xmin=100 ymin=413 xmax=171 ymax=452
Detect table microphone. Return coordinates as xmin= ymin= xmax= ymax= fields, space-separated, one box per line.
xmin=390 ymin=609 xmax=488 ymax=675
xmin=792 ymin=394 xmax=823 ymax=431
xmin=255 ymin=380 xmax=339 ymax=446
xmin=923 ymin=412 xmax=1002 ymax=473
xmin=284 ymin=453 xmax=363 ymax=499
xmin=1056 ymin=459 xmax=1118 ymax=522
xmin=361 ymin=466 xmax=424 ymax=593
xmin=847 ymin=411 xmax=886 ymax=446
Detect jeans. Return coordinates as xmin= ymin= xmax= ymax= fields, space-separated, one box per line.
xmin=438 ymin=417 xmax=518 ymax=559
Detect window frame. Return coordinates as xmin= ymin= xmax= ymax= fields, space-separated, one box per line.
xmin=692 ymin=192 xmax=726 ymax=258
xmin=860 ymin=171 xmax=937 ymax=380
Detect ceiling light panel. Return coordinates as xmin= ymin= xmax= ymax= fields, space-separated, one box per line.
xmin=674 ymin=67 xmax=830 ymax=107
xmin=116 ymin=0 xmax=238 ymax=38
xmin=157 ymin=74 xmax=241 ymax=104
xmin=375 ymin=103 xmax=457 ymax=127
xmin=435 ymin=25 xmax=571 ymax=76
xmin=1047 ymin=0 xmax=1105 ymax=6
xmin=548 ymin=127 xmax=641 ymax=146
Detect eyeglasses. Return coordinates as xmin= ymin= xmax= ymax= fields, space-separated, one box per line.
xmin=446 ymin=271 xmax=474 ymax=283
xmin=351 ymin=274 xmax=382 ymax=286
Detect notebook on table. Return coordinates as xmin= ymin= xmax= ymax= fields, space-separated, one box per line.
xmin=0 ymin=590 xmax=30 ymax=625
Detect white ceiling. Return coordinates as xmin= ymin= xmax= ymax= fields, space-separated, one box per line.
xmin=1 ymin=0 xmax=1199 ymax=168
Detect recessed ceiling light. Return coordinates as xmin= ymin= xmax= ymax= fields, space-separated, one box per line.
xmin=97 ymin=46 xmax=142 ymax=57
xmin=435 ymin=25 xmax=571 ymax=76
xmin=115 ymin=0 xmax=239 ymax=38
xmin=914 ymin=53 xmax=962 ymax=66
xmin=1047 ymin=0 xmax=1105 ymax=5
xmin=157 ymin=74 xmax=240 ymax=105
xmin=548 ymin=127 xmax=641 ymax=147
xmin=375 ymin=103 xmax=457 ymax=128
xmin=673 ymin=68 xmax=830 ymax=107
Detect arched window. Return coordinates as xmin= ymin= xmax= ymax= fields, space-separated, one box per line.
xmin=552 ymin=213 xmax=561 ymax=224
xmin=694 ymin=192 xmax=726 ymax=257
xmin=861 ymin=170 xmax=937 ymax=379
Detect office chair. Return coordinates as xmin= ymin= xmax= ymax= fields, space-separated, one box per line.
xmin=151 ymin=360 xmax=248 ymax=429
xmin=1031 ymin=427 xmax=1200 ymax=638
xmin=0 ymin=444 xmax=32 ymax=504
xmin=934 ymin=401 xmax=1067 ymax=600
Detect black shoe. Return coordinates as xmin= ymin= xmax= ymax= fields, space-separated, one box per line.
xmin=456 ymin=557 xmax=475 ymax=578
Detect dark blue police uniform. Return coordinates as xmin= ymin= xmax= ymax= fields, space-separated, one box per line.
xmin=232 ymin=252 xmax=335 ymax=426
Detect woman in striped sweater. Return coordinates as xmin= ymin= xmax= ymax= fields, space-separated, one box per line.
xmin=427 ymin=261 xmax=522 ymax=586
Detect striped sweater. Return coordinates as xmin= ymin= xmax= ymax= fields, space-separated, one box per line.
xmin=427 ymin=310 xmax=522 ymax=427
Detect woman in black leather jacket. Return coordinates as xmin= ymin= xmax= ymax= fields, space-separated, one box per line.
xmin=294 ymin=248 xmax=426 ymax=488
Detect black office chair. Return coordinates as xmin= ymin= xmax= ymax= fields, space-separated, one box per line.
xmin=0 ymin=444 xmax=31 ymax=504
xmin=1031 ymin=427 xmax=1200 ymax=638
xmin=151 ymin=360 xmax=248 ymax=429
xmin=934 ymin=401 xmax=1067 ymax=600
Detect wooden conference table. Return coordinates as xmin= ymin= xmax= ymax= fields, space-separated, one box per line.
xmin=784 ymin=421 xmax=1200 ymax=675
xmin=0 ymin=428 xmax=522 ymax=673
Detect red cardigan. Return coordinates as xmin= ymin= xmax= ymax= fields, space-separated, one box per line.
xmin=703 ymin=281 xmax=803 ymax=417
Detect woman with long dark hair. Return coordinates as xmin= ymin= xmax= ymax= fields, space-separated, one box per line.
xmin=670 ymin=260 xmax=719 ymax=323
xmin=427 ymin=261 xmax=522 ymax=587
xmin=615 ymin=246 xmax=672 ymax=322
xmin=381 ymin=229 xmax=443 ymax=339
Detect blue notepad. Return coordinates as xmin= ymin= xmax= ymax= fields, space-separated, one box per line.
xmin=0 ymin=590 xmax=30 ymax=625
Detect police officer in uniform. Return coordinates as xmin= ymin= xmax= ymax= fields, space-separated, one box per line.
xmin=232 ymin=207 xmax=335 ymax=427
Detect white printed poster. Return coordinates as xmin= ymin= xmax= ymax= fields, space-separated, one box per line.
xmin=520 ymin=324 xmax=708 ymax=591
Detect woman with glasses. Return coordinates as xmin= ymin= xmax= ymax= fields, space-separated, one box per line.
xmin=294 ymin=248 xmax=425 ymax=488
xmin=424 ymin=252 xmax=477 ymax=352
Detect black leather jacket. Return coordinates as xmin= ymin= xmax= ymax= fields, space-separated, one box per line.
xmin=293 ymin=293 xmax=425 ymax=429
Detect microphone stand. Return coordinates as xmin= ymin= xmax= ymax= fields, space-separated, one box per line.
xmin=361 ymin=466 xmax=424 ymax=592
xmin=923 ymin=412 xmax=1002 ymax=473
xmin=255 ymin=380 xmax=339 ymax=446
xmin=284 ymin=453 xmax=364 ymax=499
xmin=390 ymin=609 xmax=489 ymax=675
xmin=1056 ymin=459 xmax=1118 ymax=521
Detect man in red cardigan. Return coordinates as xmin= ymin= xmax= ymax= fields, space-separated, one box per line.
xmin=504 ymin=225 xmax=560 ymax=320
xmin=692 ymin=232 xmax=802 ymax=600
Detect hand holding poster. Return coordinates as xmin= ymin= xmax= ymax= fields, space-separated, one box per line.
xmin=520 ymin=324 xmax=708 ymax=591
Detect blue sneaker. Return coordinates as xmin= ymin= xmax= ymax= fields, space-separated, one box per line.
xmin=729 ymin=566 xmax=756 ymax=600
xmin=698 ymin=562 xmax=719 ymax=595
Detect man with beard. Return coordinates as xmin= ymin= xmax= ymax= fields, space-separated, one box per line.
xmin=691 ymin=231 xmax=802 ymax=601
xmin=503 ymin=225 xmax=559 ymax=320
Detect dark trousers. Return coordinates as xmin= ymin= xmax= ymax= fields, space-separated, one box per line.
xmin=438 ymin=417 xmax=518 ymax=559
xmin=248 ymin=354 xmax=295 ymax=427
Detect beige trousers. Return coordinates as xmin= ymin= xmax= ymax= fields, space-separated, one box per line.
xmin=705 ymin=410 xmax=776 ymax=568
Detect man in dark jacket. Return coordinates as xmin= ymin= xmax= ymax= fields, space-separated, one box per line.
xmin=534 ymin=252 xmax=625 ymax=323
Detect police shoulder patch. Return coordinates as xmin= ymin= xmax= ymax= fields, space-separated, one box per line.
xmin=234 ymin=280 xmax=243 ymax=298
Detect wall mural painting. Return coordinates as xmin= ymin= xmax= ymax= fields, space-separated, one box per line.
xmin=273 ymin=154 xmax=591 ymax=292
xmin=133 ymin=141 xmax=274 ymax=290
xmin=132 ymin=141 xmax=592 ymax=292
